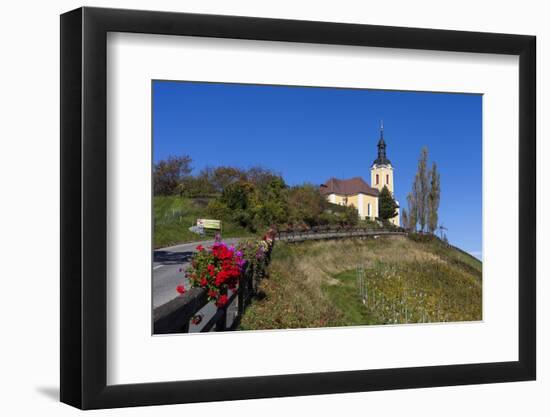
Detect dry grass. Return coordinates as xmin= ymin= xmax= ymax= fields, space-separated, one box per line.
xmin=238 ymin=236 xmax=482 ymax=330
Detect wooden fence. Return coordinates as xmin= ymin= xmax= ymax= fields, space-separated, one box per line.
xmin=277 ymin=226 xmax=407 ymax=243
xmin=154 ymin=227 xmax=404 ymax=334
xmin=153 ymin=246 xmax=272 ymax=334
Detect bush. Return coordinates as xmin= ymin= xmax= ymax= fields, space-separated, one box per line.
xmin=178 ymin=176 xmax=216 ymax=197
xmin=407 ymin=232 xmax=436 ymax=243
xmin=153 ymin=155 xmax=193 ymax=195
xmin=206 ymin=199 xmax=232 ymax=220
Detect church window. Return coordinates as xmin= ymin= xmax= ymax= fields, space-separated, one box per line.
xmin=376 ymin=174 xmax=379 ymax=185
xmin=367 ymin=203 xmax=371 ymax=217
xmin=386 ymin=174 xmax=389 ymax=185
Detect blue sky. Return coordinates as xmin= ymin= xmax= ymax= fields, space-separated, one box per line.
xmin=153 ymin=81 xmax=482 ymax=258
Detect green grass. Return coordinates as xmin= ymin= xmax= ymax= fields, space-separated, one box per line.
xmin=238 ymin=235 xmax=482 ymax=330
xmin=153 ymin=195 xmax=256 ymax=248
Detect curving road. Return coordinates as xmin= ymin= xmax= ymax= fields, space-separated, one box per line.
xmin=153 ymin=238 xmax=242 ymax=333
xmin=152 ymin=238 xmax=241 ymax=309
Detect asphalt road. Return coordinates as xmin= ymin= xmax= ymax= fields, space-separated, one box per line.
xmin=152 ymin=238 xmax=241 ymax=309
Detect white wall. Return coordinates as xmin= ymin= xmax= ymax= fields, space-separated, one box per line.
xmin=0 ymin=0 xmax=546 ymax=415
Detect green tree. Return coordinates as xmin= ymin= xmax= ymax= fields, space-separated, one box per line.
xmin=253 ymin=176 xmax=289 ymax=227
xmin=378 ymin=185 xmax=398 ymax=220
xmin=153 ymin=155 xmax=193 ymax=195
xmin=178 ymin=173 xmax=216 ymax=197
xmin=219 ymin=181 xmax=256 ymax=229
xmin=220 ymin=181 xmax=254 ymax=211
xmin=287 ymin=184 xmax=325 ymax=226
xmin=414 ymin=147 xmax=429 ymax=232
xmin=338 ymin=204 xmax=359 ymax=226
xmin=427 ymin=161 xmax=441 ymax=233
xmin=202 ymin=166 xmax=246 ymax=193
xmin=246 ymin=166 xmax=281 ymax=191
xmin=406 ymin=192 xmax=417 ymax=231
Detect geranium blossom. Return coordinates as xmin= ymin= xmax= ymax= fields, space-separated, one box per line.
xmin=216 ymin=294 xmax=229 ymax=307
xmin=178 ymin=230 xmax=276 ymax=309
xmin=181 ymin=238 xmax=244 ymax=306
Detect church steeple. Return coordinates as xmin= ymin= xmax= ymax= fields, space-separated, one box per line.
xmin=373 ymin=120 xmax=391 ymax=166
xmin=369 ymin=120 xmax=399 ymax=226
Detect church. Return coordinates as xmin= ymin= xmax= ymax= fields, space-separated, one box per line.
xmin=319 ymin=123 xmax=400 ymax=226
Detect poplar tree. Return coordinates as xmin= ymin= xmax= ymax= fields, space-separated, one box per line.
xmin=401 ymin=208 xmax=409 ymax=231
xmin=428 ymin=162 xmax=441 ymax=234
xmin=407 ymin=192 xmax=417 ymax=231
xmin=415 ymin=147 xmax=429 ymax=232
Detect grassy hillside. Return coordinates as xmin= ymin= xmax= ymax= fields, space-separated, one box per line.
xmin=239 ymin=235 xmax=482 ymax=330
xmin=154 ymin=195 xmax=256 ymax=248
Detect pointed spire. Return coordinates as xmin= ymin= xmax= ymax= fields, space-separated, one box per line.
xmin=372 ymin=120 xmax=391 ymax=167
xmin=378 ymin=119 xmax=386 ymax=145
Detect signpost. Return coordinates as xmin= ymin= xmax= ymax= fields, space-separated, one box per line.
xmin=197 ymin=218 xmax=222 ymax=234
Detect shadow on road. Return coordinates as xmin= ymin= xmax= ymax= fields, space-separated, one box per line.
xmin=154 ymin=250 xmax=194 ymax=265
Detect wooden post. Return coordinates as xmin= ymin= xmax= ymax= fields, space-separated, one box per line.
xmin=215 ymin=308 xmax=227 ymax=331
xmin=238 ymin=273 xmax=245 ymax=316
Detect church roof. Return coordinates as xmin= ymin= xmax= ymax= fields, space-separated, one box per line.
xmin=320 ymin=177 xmax=379 ymax=197
xmin=373 ymin=122 xmax=392 ymax=166
xmin=372 ymin=137 xmax=391 ymax=166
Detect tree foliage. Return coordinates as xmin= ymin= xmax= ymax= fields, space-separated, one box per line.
xmin=401 ymin=208 xmax=409 ymax=231
xmin=407 ymin=147 xmax=441 ymax=235
xmin=378 ymin=185 xmax=398 ymax=220
xmin=287 ymin=184 xmax=325 ymax=226
xmin=178 ymin=173 xmax=216 ymax=197
xmin=427 ymin=162 xmax=441 ymax=233
xmin=153 ymin=155 xmax=193 ymax=195
xmin=202 ymin=166 xmax=246 ymax=193
xmin=406 ymin=192 xmax=418 ymax=231
xmin=415 ymin=147 xmax=429 ymax=232
xmin=154 ymin=155 xmax=367 ymax=233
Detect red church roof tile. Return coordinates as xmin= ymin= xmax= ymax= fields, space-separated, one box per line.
xmin=319 ymin=177 xmax=379 ymax=197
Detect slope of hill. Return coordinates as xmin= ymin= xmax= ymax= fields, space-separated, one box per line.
xmin=239 ymin=235 xmax=482 ymax=330
xmin=153 ymin=195 xmax=256 ymax=248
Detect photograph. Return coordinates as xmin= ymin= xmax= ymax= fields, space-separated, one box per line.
xmin=152 ymin=80 xmax=483 ymax=334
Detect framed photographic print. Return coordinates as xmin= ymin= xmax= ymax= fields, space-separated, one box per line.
xmin=60 ymin=6 xmax=536 ymax=409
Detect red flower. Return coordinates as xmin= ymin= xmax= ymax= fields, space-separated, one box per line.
xmin=176 ymin=285 xmax=186 ymax=295
xmin=215 ymin=270 xmax=227 ymax=286
xmin=207 ymin=289 xmax=218 ymax=299
xmin=216 ymin=294 xmax=229 ymax=307
xmin=196 ymin=245 xmax=204 ymax=251
xmin=200 ymin=277 xmax=208 ymax=287
xmin=207 ymin=264 xmax=216 ymax=277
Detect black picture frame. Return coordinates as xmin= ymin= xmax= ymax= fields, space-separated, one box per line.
xmin=60 ymin=6 xmax=536 ymax=410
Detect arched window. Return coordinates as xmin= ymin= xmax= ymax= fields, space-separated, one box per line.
xmin=367 ymin=203 xmax=371 ymax=217
xmin=386 ymin=174 xmax=389 ymax=185
xmin=376 ymin=174 xmax=379 ymax=185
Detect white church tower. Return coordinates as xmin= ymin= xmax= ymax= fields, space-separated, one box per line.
xmin=370 ymin=121 xmax=400 ymax=226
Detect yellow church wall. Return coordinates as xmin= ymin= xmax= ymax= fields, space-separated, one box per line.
xmin=326 ymin=193 xmax=378 ymax=220
xmin=370 ymin=165 xmax=400 ymax=226
xmin=371 ymin=166 xmax=394 ymax=193
xmin=347 ymin=194 xmax=359 ymax=209
xmin=361 ymin=194 xmax=378 ymax=220
xmin=329 ymin=194 xmax=347 ymax=206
